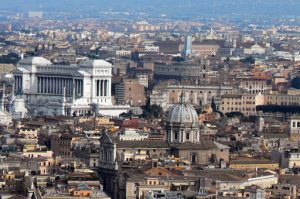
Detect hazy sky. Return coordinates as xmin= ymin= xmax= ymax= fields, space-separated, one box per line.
xmin=1 ymin=0 xmax=300 ymax=19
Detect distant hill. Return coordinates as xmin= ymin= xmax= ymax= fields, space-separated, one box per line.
xmin=1 ymin=0 xmax=300 ymax=19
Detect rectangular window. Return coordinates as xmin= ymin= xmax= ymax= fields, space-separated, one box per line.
xmin=175 ymin=132 xmax=178 ymax=139
xmin=186 ymin=133 xmax=190 ymax=140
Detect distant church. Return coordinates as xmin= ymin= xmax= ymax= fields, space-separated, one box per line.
xmin=98 ymin=96 xmax=229 ymax=198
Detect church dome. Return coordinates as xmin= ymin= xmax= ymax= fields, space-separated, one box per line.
xmin=167 ymin=97 xmax=199 ymax=126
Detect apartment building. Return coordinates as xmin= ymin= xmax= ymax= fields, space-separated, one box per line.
xmin=238 ymin=78 xmax=272 ymax=94
xmin=263 ymin=94 xmax=300 ymax=106
xmin=288 ymin=115 xmax=300 ymax=142
xmin=220 ymin=94 xmax=257 ymax=116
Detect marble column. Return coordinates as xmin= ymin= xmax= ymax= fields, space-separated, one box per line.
xmin=99 ymin=80 xmax=102 ymax=96
xmin=72 ymin=79 xmax=75 ymax=99
xmin=50 ymin=77 xmax=52 ymax=93
xmin=51 ymin=78 xmax=54 ymax=94
xmin=37 ymin=77 xmax=39 ymax=93
xmin=79 ymin=80 xmax=82 ymax=97
xmin=16 ymin=77 xmax=18 ymax=92
xmin=104 ymin=80 xmax=107 ymax=96
xmin=101 ymin=80 xmax=105 ymax=96
xmin=75 ymin=80 xmax=77 ymax=97
xmin=77 ymin=80 xmax=80 ymax=96
xmin=43 ymin=77 xmax=46 ymax=93
xmin=48 ymin=77 xmax=50 ymax=93
xmin=66 ymin=79 xmax=69 ymax=95
xmin=54 ymin=78 xmax=57 ymax=94
xmin=96 ymin=80 xmax=99 ymax=96
xmin=38 ymin=77 xmax=41 ymax=93
xmin=103 ymin=80 xmax=106 ymax=96
xmin=60 ymin=78 xmax=62 ymax=94
xmin=107 ymin=80 xmax=110 ymax=96
xmin=69 ymin=79 xmax=71 ymax=95
xmin=100 ymin=80 xmax=102 ymax=96
xmin=44 ymin=77 xmax=46 ymax=93
xmin=78 ymin=80 xmax=81 ymax=97
xmin=47 ymin=77 xmax=50 ymax=93
xmin=41 ymin=77 xmax=44 ymax=93
xmin=78 ymin=80 xmax=80 ymax=96
xmin=81 ymin=80 xmax=83 ymax=97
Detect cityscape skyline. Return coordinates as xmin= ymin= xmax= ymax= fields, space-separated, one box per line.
xmin=1 ymin=1 xmax=300 ymax=199
xmin=1 ymin=0 xmax=300 ymax=20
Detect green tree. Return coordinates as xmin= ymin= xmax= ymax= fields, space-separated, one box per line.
xmin=224 ymin=57 xmax=230 ymax=63
xmin=257 ymin=105 xmax=300 ymax=114
xmin=0 ymin=52 xmax=21 ymax=64
xmin=141 ymin=104 xmax=163 ymax=119
xmin=291 ymin=77 xmax=300 ymax=89
xmin=211 ymin=96 xmax=217 ymax=112
xmin=225 ymin=112 xmax=244 ymax=117
xmin=172 ymin=56 xmax=184 ymax=62
xmin=149 ymin=104 xmax=163 ymax=118
xmin=240 ymin=56 xmax=255 ymax=64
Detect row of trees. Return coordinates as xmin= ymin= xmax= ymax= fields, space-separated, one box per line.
xmin=0 ymin=52 xmax=21 ymax=64
xmin=257 ymin=105 xmax=300 ymax=114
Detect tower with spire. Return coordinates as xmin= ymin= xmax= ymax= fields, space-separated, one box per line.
xmin=183 ymin=35 xmax=192 ymax=60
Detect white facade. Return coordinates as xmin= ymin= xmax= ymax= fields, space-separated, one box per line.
xmin=150 ymin=84 xmax=234 ymax=111
xmin=238 ymin=78 xmax=271 ymax=94
xmin=117 ymin=128 xmax=148 ymax=141
xmin=116 ymin=50 xmax=131 ymax=57
xmin=282 ymin=150 xmax=300 ymax=168
xmin=0 ymin=110 xmax=12 ymax=126
xmin=150 ymin=90 xmax=168 ymax=111
xmin=288 ymin=115 xmax=300 ymax=141
xmin=13 ymin=57 xmax=129 ymax=117
xmin=218 ymin=175 xmax=278 ymax=191
xmin=289 ymin=118 xmax=300 ymax=134
xmin=244 ymin=44 xmax=266 ymax=55
xmin=11 ymin=98 xmax=28 ymax=119
xmin=136 ymin=74 xmax=149 ymax=88
xmin=144 ymin=46 xmax=159 ymax=53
